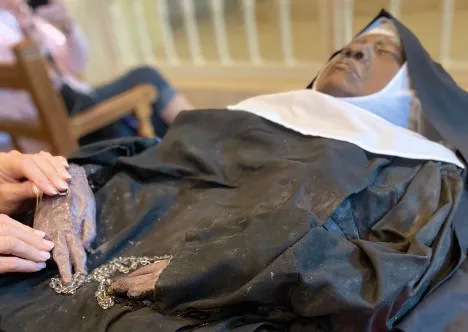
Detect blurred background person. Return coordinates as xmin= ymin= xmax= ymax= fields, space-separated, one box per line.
xmin=0 ymin=0 xmax=193 ymax=149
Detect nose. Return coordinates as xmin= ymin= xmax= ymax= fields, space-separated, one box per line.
xmin=343 ymin=43 xmax=370 ymax=62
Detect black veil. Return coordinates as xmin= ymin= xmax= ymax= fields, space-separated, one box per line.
xmin=307 ymin=9 xmax=468 ymax=166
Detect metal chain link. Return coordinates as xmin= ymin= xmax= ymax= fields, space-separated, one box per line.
xmin=49 ymin=255 xmax=171 ymax=310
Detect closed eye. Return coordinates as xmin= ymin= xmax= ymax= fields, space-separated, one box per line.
xmin=375 ymin=44 xmax=403 ymax=63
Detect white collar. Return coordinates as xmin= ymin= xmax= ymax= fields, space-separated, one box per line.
xmin=227 ymin=90 xmax=464 ymax=169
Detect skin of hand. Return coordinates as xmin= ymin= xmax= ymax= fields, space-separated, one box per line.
xmin=0 ymin=150 xmax=71 ymax=216
xmin=0 ymin=213 xmax=55 ymax=274
xmin=34 ymin=164 xmax=96 ymax=285
xmin=0 ymin=0 xmax=27 ymax=11
xmin=0 ymin=0 xmax=35 ymax=29
xmin=35 ymin=0 xmax=73 ymax=34
xmin=108 ymin=259 xmax=171 ymax=300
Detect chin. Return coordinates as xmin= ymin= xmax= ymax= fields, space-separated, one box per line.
xmin=316 ymin=81 xmax=356 ymax=98
xmin=315 ymin=68 xmax=361 ymax=97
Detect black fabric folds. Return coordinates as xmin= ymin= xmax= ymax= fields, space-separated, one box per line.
xmin=0 ymin=109 xmax=465 ymax=331
xmin=2 ymin=9 xmax=468 ymax=332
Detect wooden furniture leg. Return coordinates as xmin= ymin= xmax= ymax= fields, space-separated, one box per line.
xmin=134 ymin=102 xmax=156 ymax=138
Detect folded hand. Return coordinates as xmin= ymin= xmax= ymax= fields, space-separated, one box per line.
xmin=109 ymin=259 xmax=171 ymax=299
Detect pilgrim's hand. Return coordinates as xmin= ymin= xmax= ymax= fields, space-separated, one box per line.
xmin=35 ymin=0 xmax=74 ymax=34
xmin=0 ymin=214 xmax=54 ymax=274
xmin=0 ymin=150 xmax=70 ymax=215
xmin=2 ymin=0 xmax=35 ymax=30
xmin=108 ymin=259 xmax=171 ymax=299
xmin=34 ymin=165 xmax=96 ymax=284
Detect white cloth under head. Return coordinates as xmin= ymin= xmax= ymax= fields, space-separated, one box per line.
xmin=340 ymin=63 xmax=413 ymax=128
xmin=227 ymin=90 xmax=463 ymax=168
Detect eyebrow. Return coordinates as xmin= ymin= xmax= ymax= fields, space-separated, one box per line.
xmin=351 ymin=35 xmax=404 ymax=62
xmin=378 ymin=37 xmax=402 ymax=50
xmin=354 ymin=35 xmax=401 ymax=48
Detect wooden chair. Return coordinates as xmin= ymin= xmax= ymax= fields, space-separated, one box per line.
xmin=0 ymin=40 xmax=158 ymax=157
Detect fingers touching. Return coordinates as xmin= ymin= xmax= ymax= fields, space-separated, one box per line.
xmin=0 ymin=235 xmax=50 ymax=262
xmin=4 ymin=151 xmax=71 ymax=197
xmin=0 ymin=214 xmax=54 ymax=274
xmin=1 ymin=181 xmax=41 ymax=202
xmin=29 ymin=152 xmax=70 ymax=195
xmin=0 ymin=257 xmax=46 ymax=274
xmin=31 ymin=164 xmax=94 ymax=283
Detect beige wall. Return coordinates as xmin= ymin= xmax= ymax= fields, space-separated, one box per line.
xmin=63 ymin=0 xmax=468 ymax=99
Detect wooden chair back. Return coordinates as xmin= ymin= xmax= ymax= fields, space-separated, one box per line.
xmin=0 ymin=40 xmax=158 ymax=156
xmin=0 ymin=40 xmax=78 ymax=155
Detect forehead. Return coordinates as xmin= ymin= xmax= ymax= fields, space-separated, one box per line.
xmin=351 ymin=33 xmax=401 ymax=48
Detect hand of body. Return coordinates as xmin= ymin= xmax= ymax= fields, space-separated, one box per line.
xmin=0 ymin=150 xmax=70 ymax=275
xmin=109 ymin=259 xmax=171 ymax=299
xmin=34 ymin=164 xmax=96 ymax=284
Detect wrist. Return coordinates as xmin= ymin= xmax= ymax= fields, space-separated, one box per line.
xmin=19 ymin=20 xmax=36 ymax=38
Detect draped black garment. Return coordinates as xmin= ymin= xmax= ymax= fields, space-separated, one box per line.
xmin=0 ymin=108 xmax=465 ymax=331
xmin=1 ymin=9 xmax=468 ymax=332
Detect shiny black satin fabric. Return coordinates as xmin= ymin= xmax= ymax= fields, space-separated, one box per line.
xmin=0 ymin=109 xmax=464 ymax=331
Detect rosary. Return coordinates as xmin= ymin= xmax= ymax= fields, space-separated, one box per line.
xmin=49 ymin=255 xmax=171 ymax=309
xmin=40 ymin=177 xmax=173 ymax=309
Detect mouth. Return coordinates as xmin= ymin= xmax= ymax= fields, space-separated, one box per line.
xmin=332 ymin=60 xmax=359 ymax=78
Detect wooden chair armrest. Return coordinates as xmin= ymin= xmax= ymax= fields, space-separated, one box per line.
xmin=70 ymin=84 xmax=157 ymax=138
xmin=0 ymin=119 xmax=43 ymax=139
xmin=0 ymin=63 xmax=23 ymax=90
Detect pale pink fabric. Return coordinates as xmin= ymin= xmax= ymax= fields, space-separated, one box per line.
xmin=0 ymin=10 xmax=90 ymax=152
xmin=0 ymin=10 xmax=90 ymax=122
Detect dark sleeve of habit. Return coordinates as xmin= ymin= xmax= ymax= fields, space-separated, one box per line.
xmin=152 ymin=162 xmax=463 ymax=322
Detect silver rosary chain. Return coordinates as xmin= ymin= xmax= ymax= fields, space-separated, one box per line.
xmin=49 ymin=255 xmax=172 ymax=310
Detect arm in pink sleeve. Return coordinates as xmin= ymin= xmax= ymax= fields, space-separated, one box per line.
xmin=0 ymin=36 xmax=16 ymax=64
xmin=0 ymin=12 xmax=24 ymax=64
xmin=32 ymin=18 xmax=89 ymax=76
xmin=59 ymin=24 xmax=89 ymax=74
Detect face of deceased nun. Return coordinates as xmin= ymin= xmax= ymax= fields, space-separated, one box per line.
xmin=315 ymin=33 xmax=405 ymax=98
